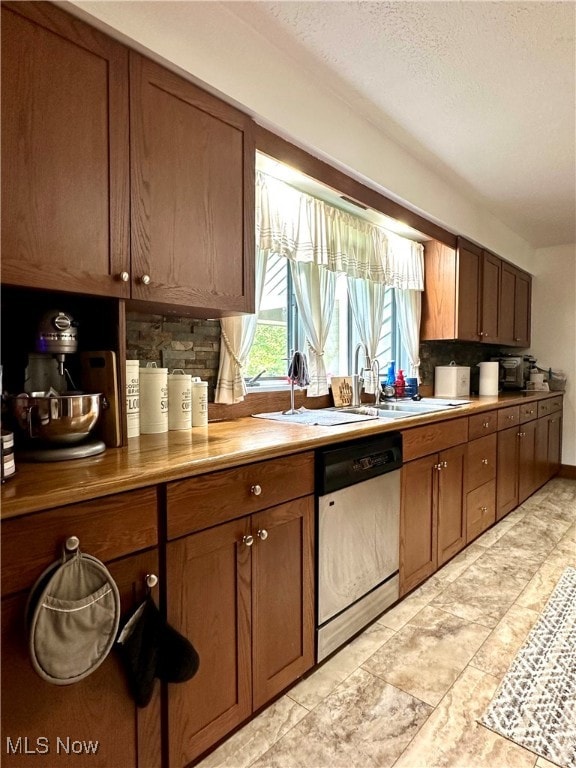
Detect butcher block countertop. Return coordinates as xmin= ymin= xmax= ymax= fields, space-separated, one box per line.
xmin=1 ymin=391 xmax=561 ymax=519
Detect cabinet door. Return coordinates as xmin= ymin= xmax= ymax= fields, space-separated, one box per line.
xmin=499 ymin=262 xmax=517 ymax=345
xmin=466 ymin=480 xmax=496 ymax=542
xmin=252 ymin=497 xmax=314 ymax=710
xmin=437 ymin=444 xmax=466 ymax=566
xmin=1 ymin=3 xmax=129 ymax=297
xmin=166 ymin=518 xmax=252 ymax=768
xmin=456 ymin=245 xmax=481 ymax=341
xmin=496 ymin=427 xmax=519 ymax=520
xmin=518 ymin=419 xmax=538 ymax=503
xmin=480 ymin=252 xmax=501 ymax=343
xmin=547 ymin=415 xmax=562 ymax=479
xmin=513 ymin=269 xmax=531 ymax=347
xmin=1 ymin=550 xmax=160 ymax=768
xmin=400 ymin=455 xmax=438 ymax=595
xmin=130 ymin=53 xmax=255 ymax=313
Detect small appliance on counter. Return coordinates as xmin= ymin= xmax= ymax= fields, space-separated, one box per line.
xmin=492 ymin=354 xmax=537 ymax=390
xmin=6 ymin=309 xmax=107 ymax=461
xmin=434 ymin=362 xmax=470 ymax=398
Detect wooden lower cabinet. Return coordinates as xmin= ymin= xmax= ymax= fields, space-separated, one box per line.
xmin=1 ymin=549 xmax=161 ymax=768
xmin=466 ymin=434 xmax=496 ymax=542
xmin=518 ymin=419 xmax=538 ymax=503
xmin=497 ymin=426 xmax=520 ymax=519
xmin=166 ymin=496 xmax=314 ymax=768
xmin=400 ymin=444 xmax=465 ymax=595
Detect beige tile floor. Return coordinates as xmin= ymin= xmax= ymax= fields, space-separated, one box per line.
xmin=198 ymin=478 xmax=576 ymax=768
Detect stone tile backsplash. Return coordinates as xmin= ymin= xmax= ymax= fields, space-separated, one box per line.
xmin=420 ymin=340 xmax=504 ymax=394
xmin=126 ymin=312 xmax=512 ymax=402
xmin=126 ymin=312 xmax=221 ymax=400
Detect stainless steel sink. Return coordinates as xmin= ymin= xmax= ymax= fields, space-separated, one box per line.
xmin=335 ymin=399 xmax=469 ymax=420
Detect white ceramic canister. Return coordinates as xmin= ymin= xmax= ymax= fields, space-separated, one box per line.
xmin=139 ymin=363 xmax=168 ymax=434
xmin=191 ymin=378 xmax=208 ymax=427
xmin=125 ymin=360 xmax=140 ymax=438
xmin=168 ymin=369 xmax=192 ymax=430
xmin=1 ymin=430 xmax=15 ymax=481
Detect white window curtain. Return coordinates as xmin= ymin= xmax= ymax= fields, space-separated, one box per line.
xmin=347 ymin=277 xmax=389 ymax=391
xmin=290 ymin=261 xmax=336 ymax=397
xmin=215 ymin=171 xmax=425 ymax=402
xmin=395 ymin=289 xmax=422 ymax=379
xmin=214 ymin=247 xmax=268 ymax=403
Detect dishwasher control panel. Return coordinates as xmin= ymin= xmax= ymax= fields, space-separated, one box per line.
xmin=316 ymin=432 xmax=403 ymax=495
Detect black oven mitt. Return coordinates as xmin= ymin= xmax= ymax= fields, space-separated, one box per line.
xmin=116 ymin=595 xmax=199 ymax=707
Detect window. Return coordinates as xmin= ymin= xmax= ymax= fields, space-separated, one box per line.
xmin=245 ymin=256 xmax=408 ymax=387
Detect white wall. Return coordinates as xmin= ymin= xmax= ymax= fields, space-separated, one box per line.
xmin=528 ymin=244 xmax=576 ymax=466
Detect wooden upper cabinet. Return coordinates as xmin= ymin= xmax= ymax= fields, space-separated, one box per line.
xmin=480 ymin=251 xmax=501 ymax=342
xmin=456 ymin=244 xmax=482 ymax=341
xmin=1 ymin=2 xmax=130 ymax=297
xmin=422 ymin=238 xmax=509 ymax=344
xmin=129 ymin=53 xmax=255 ymax=313
xmin=499 ymin=261 xmax=532 ymax=347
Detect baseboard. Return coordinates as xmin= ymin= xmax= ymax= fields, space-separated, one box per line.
xmin=558 ymin=464 xmax=576 ymax=480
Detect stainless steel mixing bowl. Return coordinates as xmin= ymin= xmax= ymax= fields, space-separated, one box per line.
xmin=11 ymin=393 xmax=102 ymax=445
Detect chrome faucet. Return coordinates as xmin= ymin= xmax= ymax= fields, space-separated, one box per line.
xmin=371 ymin=358 xmax=381 ymax=405
xmin=351 ymin=343 xmax=369 ymax=407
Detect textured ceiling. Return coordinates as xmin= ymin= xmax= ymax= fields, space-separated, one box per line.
xmin=225 ymin=1 xmax=576 ymax=248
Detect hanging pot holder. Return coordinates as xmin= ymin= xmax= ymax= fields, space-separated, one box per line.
xmin=26 ymin=548 xmax=120 ymax=685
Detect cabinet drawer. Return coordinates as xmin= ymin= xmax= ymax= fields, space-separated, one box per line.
xmin=167 ymin=452 xmax=315 ymax=539
xmin=466 ymin=480 xmax=496 ymax=543
xmin=402 ymin=418 xmax=468 ymax=462
xmin=497 ymin=406 xmax=520 ymax=430
xmin=519 ymin=402 xmax=538 ymax=423
xmin=1 ymin=488 xmax=158 ymax=597
xmin=538 ymin=396 xmax=563 ymax=418
xmin=467 ymin=433 xmax=497 ymax=492
xmin=468 ymin=411 xmax=497 ymax=440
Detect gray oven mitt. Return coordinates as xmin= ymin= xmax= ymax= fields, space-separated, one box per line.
xmin=26 ymin=549 xmax=120 ymax=685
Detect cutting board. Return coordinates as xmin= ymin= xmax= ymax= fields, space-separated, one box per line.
xmin=81 ymin=350 xmax=122 ymax=447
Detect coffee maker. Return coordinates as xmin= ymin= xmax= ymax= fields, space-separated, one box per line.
xmin=492 ymin=354 xmax=537 ymax=390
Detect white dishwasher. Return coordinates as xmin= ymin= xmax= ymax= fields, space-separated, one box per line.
xmin=316 ymin=432 xmax=402 ymax=661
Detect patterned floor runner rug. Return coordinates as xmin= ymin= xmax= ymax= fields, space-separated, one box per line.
xmin=480 ymin=566 xmax=576 ymax=768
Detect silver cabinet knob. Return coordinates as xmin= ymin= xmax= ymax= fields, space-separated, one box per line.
xmin=257 ymin=529 xmax=268 ymax=541
xmin=507 ymin=415 xmax=514 ymax=420
xmin=481 ymin=458 xmax=489 ymax=465
xmin=442 ymin=461 xmax=448 ymax=468
xmin=119 ymin=271 xmax=130 ymax=282
xmin=483 ymin=421 xmax=490 ymax=428
xmin=140 ymin=274 xmax=151 ymax=285
xmin=251 ymin=484 xmax=262 ymax=496
xmin=242 ymin=534 xmax=254 ymax=547
xmin=481 ymin=506 xmax=488 ymax=512
xmin=146 ymin=573 xmax=158 ymax=589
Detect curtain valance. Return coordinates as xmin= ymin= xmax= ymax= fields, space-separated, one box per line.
xmin=257 ymin=172 xmax=424 ymax=290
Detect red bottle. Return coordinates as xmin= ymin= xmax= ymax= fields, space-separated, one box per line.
xmin=395 ymin=369 xmax=405 ymax=397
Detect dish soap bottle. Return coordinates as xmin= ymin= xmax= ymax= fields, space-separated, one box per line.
xmin=386 ymin=360 xmax=396 ymax=387
xmin=395 ymin=369 xmax=405 ymax=397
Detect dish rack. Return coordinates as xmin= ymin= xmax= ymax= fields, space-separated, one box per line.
xmin=536 ymin=367 xmax=567 ymax=392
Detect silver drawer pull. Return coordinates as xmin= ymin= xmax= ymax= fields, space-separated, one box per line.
xmin=251 ymin=484 xmax=262 ymax=496
xmin=242 ymin=534 xmax=254 ymax=547
xmin=257 ymin=529 xmax=268 ymax=541
xmin=507 ymin=415 xmax=514 ymax=420
xmin=481 ymin=458 xmax=489 ymax=465
xmin=481 ymin=506 xmax=488 ymax=512
xmin=483 ymin=422 xmax=490 ymax=428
